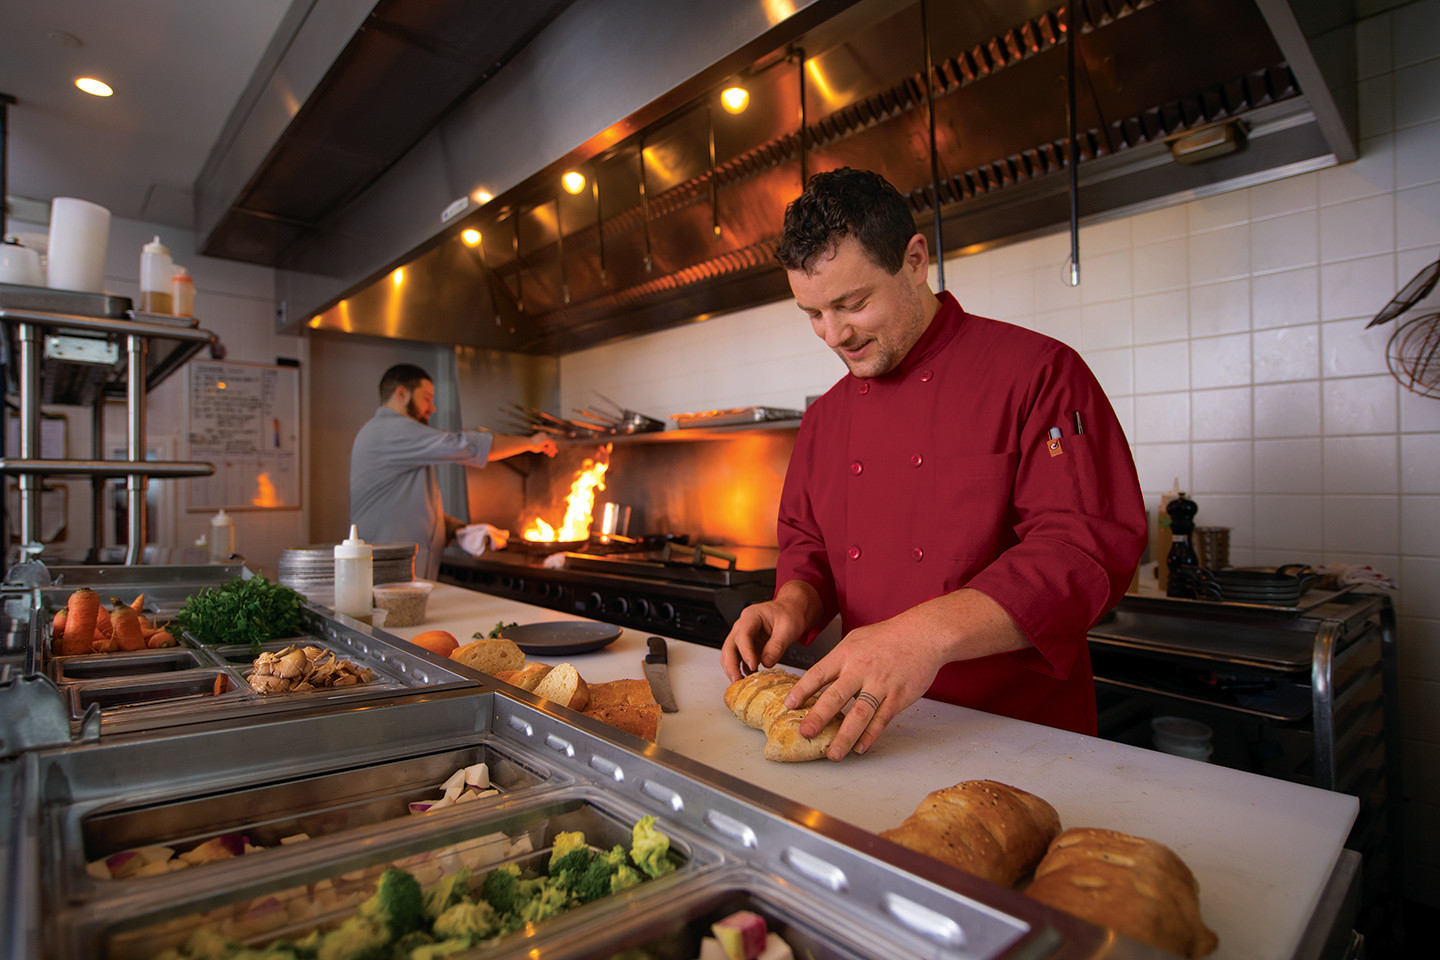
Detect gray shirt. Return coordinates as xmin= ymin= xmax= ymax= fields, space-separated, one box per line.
xmin=349 ymin=407 xmax=493 ymax=580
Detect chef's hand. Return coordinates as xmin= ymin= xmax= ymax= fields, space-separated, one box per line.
xmin=786 ymin=588 xmax=1032 ymax=760
xmin=721 ymin=580 xmax=823 ymax=681
xmin=530 ymin=433 xmax=559 ymax=457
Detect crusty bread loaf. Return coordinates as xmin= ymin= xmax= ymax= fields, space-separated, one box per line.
xmin=582 ymin=678 xmax=662 ymax=741
xmin=723 ymin=669 xmax=841 ymax=762
xmin=1024 ymin=827 xmax=1217 ymax=959
xmin=449 ymin=637 xmax=524 ymax=676
xmin=880 ymin=780 xmax=1061 ymax=887
xmin=531 ymin=662 xmax=590 ymax=711
xmin=493 ymin=662 xmax=551 ymax=692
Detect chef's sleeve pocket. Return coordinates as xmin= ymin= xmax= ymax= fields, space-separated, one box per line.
xmin=922 ymin=450 xmax=1019 ymax=561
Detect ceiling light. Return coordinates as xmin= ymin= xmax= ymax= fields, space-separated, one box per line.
xmin=75 ymin=77 xmax=113 ymax=97
xmin=472 ymin=189 xmax=493 ymax=205
xmin=561 ymin=171 xmax=586 ymax=195
xmin=391 ymin=268 xmax=404 ymax=287
xmin=461 ymin=229 xmax=482 ymax=246
xmin=721 ymin=86 xmax=750 ymax=114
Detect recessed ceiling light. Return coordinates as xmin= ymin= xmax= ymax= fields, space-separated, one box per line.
xmin=75 ymin=77 xmax=113 ymax=97
xmin=561 ymin=171 xmax=586 ymax=195
xmin=721 ymin=86 xmax=750 ymax=114
xmin=461 ymin=229 xmax=482 ymax=246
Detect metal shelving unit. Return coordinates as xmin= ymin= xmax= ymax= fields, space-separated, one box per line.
xmin=1 ymin=283 xmax=217 ymax=565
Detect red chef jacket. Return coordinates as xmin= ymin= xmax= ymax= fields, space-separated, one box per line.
xmin=776 ymin=292 xmax=1146 ymax=735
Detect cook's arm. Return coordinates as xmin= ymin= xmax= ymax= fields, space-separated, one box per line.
xmin=483 ymin=431 xmax=558 ymax=460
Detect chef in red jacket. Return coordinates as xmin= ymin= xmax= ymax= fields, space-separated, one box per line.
xmin=722 ymin=168 xmax=1146 ymax=758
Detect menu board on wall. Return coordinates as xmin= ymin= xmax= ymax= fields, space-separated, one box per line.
xmin=187 ymin=361 xmax=300 ymax=511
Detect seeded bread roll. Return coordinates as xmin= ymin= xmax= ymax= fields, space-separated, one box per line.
xmin=449 ymin=637 xmax=524 ymax=676
xmin=723 ymin=669 xmax=841 ymax=762
xmin=1024 ymin=827 xmax=1218 ymax=959
xmin=879 ymin=780 xmax=1061 ymax=887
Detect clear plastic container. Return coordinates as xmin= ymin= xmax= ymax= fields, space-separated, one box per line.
xmin=171 ymin=265 xmax=194 ymax=317
xmin=333 ymin=526 xmax=374 ymax=623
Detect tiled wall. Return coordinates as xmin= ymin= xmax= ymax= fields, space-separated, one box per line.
xmin=561 ymin=0 xmax=1440 ymax=905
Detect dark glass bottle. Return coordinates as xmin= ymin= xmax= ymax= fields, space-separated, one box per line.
xmin=1166 ymin=492 xmax=1200 ymax=597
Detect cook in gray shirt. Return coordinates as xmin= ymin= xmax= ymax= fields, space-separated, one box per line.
xmin=349 ymin=364 xmax=556 ymax=580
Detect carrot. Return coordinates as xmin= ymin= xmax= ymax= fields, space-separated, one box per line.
xmin=52 ymin=609 xmax=66 ymax=642
xmin=62 ymin=588 xmax=100 ymax=656
xmin=92 ymin=634 xmax=119 ymax=653
xmin=110 ymin=602 xmax=147 ymax=651
xmin=94 ymin=606 xmax=113 ymax=641
xmin=129 ymin=593 xmax=146 ymax=613
xmin=146 ymin=630 xmax=176 ymax=649
xmin=138 ymin=615 xmax=159 ymax=638
xmin=212 ymin=674 xmax=228 ymax=696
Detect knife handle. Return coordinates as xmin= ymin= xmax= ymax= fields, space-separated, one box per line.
xmin=646 ymin=635 xmax=667 ymax=663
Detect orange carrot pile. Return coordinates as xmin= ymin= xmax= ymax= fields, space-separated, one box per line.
xmin=49 ymin=588 xmax=175 ymax=655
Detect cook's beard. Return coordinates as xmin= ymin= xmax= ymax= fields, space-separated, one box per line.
xmin=406 ymin=399 xmax=430 ymax=424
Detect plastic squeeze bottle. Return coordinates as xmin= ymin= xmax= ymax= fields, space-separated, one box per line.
xmin=140 ymin=236 xmax=174 ymax=314
xmin=208 ymin=509 xmax=235 ymax=562
xmin=333 ymin=525 xmax=374 ymax=623
xmin=172 ymin=265 xmax=194 ymax=317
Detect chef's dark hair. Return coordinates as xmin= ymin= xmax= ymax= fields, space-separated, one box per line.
xmin=776 ymin=167 xmax=916 ymax=275
xmin=379 ymin=364 xmax=432 ymax=402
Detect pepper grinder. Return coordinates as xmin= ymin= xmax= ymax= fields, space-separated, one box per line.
xmin=1165 ymin=492 xmax=1200 ymax=597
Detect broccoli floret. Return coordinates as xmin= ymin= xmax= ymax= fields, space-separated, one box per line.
xmin=384 ymin=931 xmax=435 ymax=960
xmin=517 ymin=877 xmax=574 ymax=924
xmin=479 ymin=863 xmax=522 ymax=915
xmin=570 ymin=855 xmax=621 ymax=903
xmin=315 ymin=915 xmax=390 ymax=960
xmin=357 ymin=867 xmax=425 ymax=937
xmin=182 ymin=929 xmax=244 ymax=960
xmin=629 ymin=816 xmax=676 ymax=879
xmin=432 ymin=899 xmax=498 ymax=941
xmin=547 ymin=845 xmax=595 ymax=886
xmin=421 ymin=868 xmax=473 ymax=921
xmin=598 ymin=844 xmax=628 ymax=869
xmin=547 ymin=831 xmax=588 ymax=870
xmin=408 ymin=939 xmax=474 ymax=960
xmin=610 ymin=863 xmax=643 ymax=894
xmin=230 ymin=947 xmax=300 ymax=960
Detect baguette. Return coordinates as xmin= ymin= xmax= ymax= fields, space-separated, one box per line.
xmin=722 ymin=669 xmax=841 ymax=762
xmin=1024 ymin=827 xmax=1217 ymax=959
xmin=879 ymin=780 xmax=1061 ymax=887
xmin=493 ymin=662 xmax=551 ymax=692
xmin=531 ymin=662 xmax=590 ymax=711
xmin=449 ymin=637 xmax=524 ymax=676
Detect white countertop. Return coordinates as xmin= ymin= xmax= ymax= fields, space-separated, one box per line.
xmin=394 ymin=582 xmax=1358 ymax=960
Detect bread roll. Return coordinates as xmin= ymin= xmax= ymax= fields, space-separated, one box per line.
xmin=880 ymin=780 xmax=1061 ymax=887
xmin=531 ymin=662 xmax=590 ymax=711
xmin=1024 ymin=827 xmax=1217 ymax=959
xmin=722 ymin=669 xmax=841 ymax=762
xmin=450 ymin=637 xmax=524 ymax=676
xmin=583 ymin=678 xmax=662 ymax=741
xmin=494 ymin=662 xmax=551 ymax=692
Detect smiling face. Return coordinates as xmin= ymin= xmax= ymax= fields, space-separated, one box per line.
xmin=389 ymin=378 xmax=436 ymax=424
xmin=788 ymin=233 xmax=938 ymax=379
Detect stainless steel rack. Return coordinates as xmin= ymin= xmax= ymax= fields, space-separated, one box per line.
xmin=1 ymin=284 xmax=217 ymax=564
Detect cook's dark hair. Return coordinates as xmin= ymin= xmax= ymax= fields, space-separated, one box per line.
xmin=379 ymin=364 xmax=432 ymax=402
xmin=776 ymin=167 xmax=916 ymax=274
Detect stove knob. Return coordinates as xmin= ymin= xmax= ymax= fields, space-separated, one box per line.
xmin=585 ymin=592 xmax=604 ymax=612
xmin=611 ymin=596 xmax=630 ymax=615
xmin=657 ymin=602 xmax=676 ymax=622
xmin=633 ymin=598 xmax=651 ymax=618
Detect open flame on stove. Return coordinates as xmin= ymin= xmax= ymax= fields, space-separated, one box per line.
xmin=522 ymin=444 xmax=611 ymax=542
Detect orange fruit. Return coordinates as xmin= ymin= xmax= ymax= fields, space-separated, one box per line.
xmin=410 ymin=630 xmax=458 ymax=657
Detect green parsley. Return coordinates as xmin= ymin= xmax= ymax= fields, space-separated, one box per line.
xmin=175 ymin=574 xmax=307 ymax=651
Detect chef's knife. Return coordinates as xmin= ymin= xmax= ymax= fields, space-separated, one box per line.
xmin=643 ymin=636 xmax=678 ymax=712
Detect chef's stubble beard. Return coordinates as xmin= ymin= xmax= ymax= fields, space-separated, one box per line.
xmin=837 ymin=282 xmax=928 ymax=379
xmin=407 ymin=398 xmax=430 ymax=424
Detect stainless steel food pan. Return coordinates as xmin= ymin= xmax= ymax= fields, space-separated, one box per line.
xmin=49 ymin=649 xmax=205 ymax=684
xmin=65 ymin=669 xmax=251 ymax=718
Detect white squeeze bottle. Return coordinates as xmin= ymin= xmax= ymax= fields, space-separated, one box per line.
xmin=139 ymin=236 xmax=174 ymax=314
xmin=208 ymin=509 xmax=235 ymax=562
xmin=333 ymin=525 xmax=374 ymax=623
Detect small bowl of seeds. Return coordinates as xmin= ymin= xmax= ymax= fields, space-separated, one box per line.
xmin=371 ymin=580 xmax=433 ymax=628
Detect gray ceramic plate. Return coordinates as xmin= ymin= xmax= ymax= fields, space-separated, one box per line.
xmin=503 ymin=621 xmax=622 ymax=655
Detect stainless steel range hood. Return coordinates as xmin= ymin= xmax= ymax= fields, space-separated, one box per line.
xmin=203 ymin=0 xmax=1355 ymax=354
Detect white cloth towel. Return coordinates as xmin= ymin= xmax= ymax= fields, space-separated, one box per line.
xmin=1318 ymin=563 xmax=1398 ymax=591
xmin=456 ymin=523 xmax=510 ymax=556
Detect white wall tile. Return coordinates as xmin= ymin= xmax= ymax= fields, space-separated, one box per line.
xmin=1255 ymin=381 xmax=1322 ymax=437
xmin=1191 ymin=493 xmax=1250 ymax=542
xmin=1191 ymin=440 xmax=1252 ymax=494
xmin=1079 ymin=250 xmax=1134 ymax=305
xmin=984 ymin=269 xmax=1034 ymax=319
xmin=1325 ymin=495 xmax=1401 ymax=554
xmin=1135 ymin=341 xmax=1190 ymax=394
xmin=989 ymin=239 xmax=1037 ymax=278
xmin=1401 ymin=496 xmax=1440 ymax=557
xmin=1188 ymin=226 xmax=1250 ymax=284
xmin=1402 ymin=432 xmax=1440 ymax=493
xmin=1132 ymin=238 xmax=1188 ymax=294
xmin=1033 ymin=264 xmax=1083 ymax=312
xmin=1132 ymin=442 xmax=1190 ymax=493
xmin=1398 ymin=181 xmax=1440 ymax=249
xmin=1357 ymin=11 xmax=1393 ymax=78
xmin=1251 ymin=210 xmax=1319 ymax=274
xmin=1134 ymin=392 xmax=1190 ymax=443
xmin=1253 ymin=324 xmax=1320 ymax=383
xmin=1191 ymin=333 xmax=1252 ymax=388
xmin=1028 ymin=307 xmax=1080 ymax=348
xmin=1190 ymin=279 xmax=1251 ymax=336
xmin=1321 ymin=195 xmax=1396 ymax=262
xmin=1321 ymin=254 xmax=1396 ymax=320
xmin=1399 ymin=618 xmax=1440 ymax=685
xmin=1132 ymin=204 xmax=1188 ymax=245
xmin=1359 ymin=75 xmax=1395 ymax=140
xmin=1252 ymin=267 xmax=1319 ymax=329
xmin=1255 ymin=438 xmax=1324 ymax=494
xmin=1393 ymin=1 xmax=1440 ymax=66
xmin=1080 ymin=299 xmax=1132 ymax=351
xmin=1322 ymin=318 xmax=1392 ymax=376
xmin=1250 ymin=173 xmax=1317 ymax=220
xmin=946 ymin=252 xmax=990 ymax=291
xmin=1084 ymin=347 xmax=1134 ymax=399
xmin=1325 ymin=435 xmax=1401 ymax=493
xmin=1134 ymin=290 xmax=1189 ymax=344
xmin=1397 ymin=119 xmax=1440 ymax=190
xmin=1400 ymin=557 xmax=1440 ymax=619
xmin=1188 ymin=191 xmax=1250 ymax=233
xmin=1323 ymin=374 xmax=1400 ymax=434
xmin=1396 ymin=57 xmax=1440 ymax=128
xmin=1254 ymin=494 xmax=1325 ymax=552
xmin=1079 ymin=217 xmax=1132 ymax=255
xmin=1319 ymin=135 xmax=1396 ymax=205
xmin=1401 ymin=387 xmax=1440 ymax=432
xmin=1191 ymin=386 xmax=1252 ymax=441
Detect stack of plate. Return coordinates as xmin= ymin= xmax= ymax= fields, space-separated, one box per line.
xmin=278 ymin=542 xmax=417 ymax=599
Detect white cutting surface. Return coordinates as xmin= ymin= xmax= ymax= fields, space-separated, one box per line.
xmin=392 ymin=583 xmax=1358 ymax=960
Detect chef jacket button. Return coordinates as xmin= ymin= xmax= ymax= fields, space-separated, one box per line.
xmin=850 ymin=460 xmax=863 ymax=475
xmin=910 ymin=453 xmax=923 ymax=467
xmin=847 ymin=545 xmax=862 ymax=561
xmin=919 ymin=369 xmax=934 ymax=382
xmin=858 ymin=382 xmax=870 ymax=395
xmin=911 ymin=547 xmax=924 ymax=562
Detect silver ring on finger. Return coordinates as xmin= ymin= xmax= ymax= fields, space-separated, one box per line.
xmin=854 ymin=691 xmax=882 ymax=712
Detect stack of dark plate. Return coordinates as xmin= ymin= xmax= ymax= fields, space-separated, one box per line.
xmin=1172 ymin=564 xmax=1318 ymax=606
xmin=278 ymin=542 xmax=417 ymax=601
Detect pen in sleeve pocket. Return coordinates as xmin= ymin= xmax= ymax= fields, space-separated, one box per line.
xmin=1072 ymin=410 xmax=1084 ymax=435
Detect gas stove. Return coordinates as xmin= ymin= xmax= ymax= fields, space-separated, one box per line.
xmin=437 ymin=542 xmax=777 ymax=647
